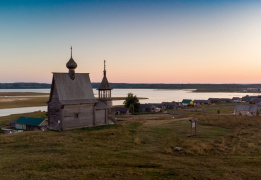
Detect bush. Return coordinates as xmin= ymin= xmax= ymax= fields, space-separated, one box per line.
xmin=123 ymin=93 xmax=140 ymax=112
xmin=129 ymin=104 xmax=134 ymax=114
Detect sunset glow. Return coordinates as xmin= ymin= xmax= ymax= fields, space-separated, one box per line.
xmin=0 ymin=0 xmax=261 ymax=83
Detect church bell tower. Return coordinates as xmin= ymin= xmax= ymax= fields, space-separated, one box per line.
xmin=97 ymin=60 xmax=112 ymax=107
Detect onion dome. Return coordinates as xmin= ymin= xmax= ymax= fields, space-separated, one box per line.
xmin=66 ymin=46 xmax=77 ymax=70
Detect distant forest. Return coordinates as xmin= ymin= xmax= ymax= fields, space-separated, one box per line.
xmin=1 ymin=82 xmax=261 ymax=90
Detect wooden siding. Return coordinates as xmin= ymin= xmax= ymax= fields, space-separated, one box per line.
xmin=95 ymin=109 xmax=106 ymax=125
xmin=48 ymin=84 xmax=62 ymax=130
xmin=61 ymin=104 xmax=95 ymax=130
xmin=15 ymin=124 xmax=26 ymax=130
xmin=100 ymin=100 xmax=112 ymax=107
xmin=47 ymin=74 xmax=115 ymax=130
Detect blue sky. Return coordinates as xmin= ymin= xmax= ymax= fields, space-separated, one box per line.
xmin=1 ymin=0 xmax=261 ymax=83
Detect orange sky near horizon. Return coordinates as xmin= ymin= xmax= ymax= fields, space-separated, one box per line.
xmin=1 ymin=1 xmax=261 ymax=84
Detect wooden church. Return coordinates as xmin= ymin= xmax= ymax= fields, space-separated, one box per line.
xmin=47 ymin=48 xmax=115 ymax=130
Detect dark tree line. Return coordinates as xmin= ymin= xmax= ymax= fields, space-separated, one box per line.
xmin=0 ymin=83 xmax=51 ymax=89
xmin=1 ymin=82 xmax=261 ymax=89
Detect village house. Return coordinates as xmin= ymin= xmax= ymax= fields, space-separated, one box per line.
xmin=161 ymin=102 xmax=182 ymax=109
xmin=241 ymin=96 xmax=258 ymax=102
xmin=249 ymin=105 xmax=261 ymax=115
xmin=47 ymin=48 xmax=115 ymax=130
xmin=152 ymin=103 xmax=164 ymax=112
xmin=140 ymin=104 xmax=156 ymax=112
xmin=14 ymin=116 xmax=48 ymax=131
xmin=208 ymin=98 xmax=221 ymax=104
xmin=234 ymin=104 xmax=261 ymax=116
xmin=115 ymin=107 xmax=130 ymax=115
xmin=232 ymin=97 xmax=241 ymax=102
xmin=220 ymin=98 xmax=233 ymax=103
xmin=250 ymin=98 xmax=261 ymax=104
xmin=181 ymin=99 xmax=194 ymax=107
xmin=208 ymin=98 xmax=233 ymax=103
xmin=10 ymin=120 xmax=16 ymax=128
xmin=193 ymin=100 xmax=211 ymax=106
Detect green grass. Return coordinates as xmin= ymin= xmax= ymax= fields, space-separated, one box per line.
xmin=167 ymin=102 xmax=248 ymax=116
xmin=1 ymin=112 xmax=261 ymax=179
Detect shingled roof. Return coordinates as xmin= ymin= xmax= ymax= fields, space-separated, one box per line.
xmin=16 ymin=116 xmax=46 ymax=126
xmin=98 ymin=75 xmax=112 ymax=90
xmin=98 ymin=60 xmax=112 ymax=90
xmin=234 ymin=104 xmax=252 ymax=111
xmin=95 ymin=101 xmax=110 ymax=109
xmin=52 ymin=73 xmax=97 ymax=105
xmin=182 ymin=99 xmax=193 ymax=104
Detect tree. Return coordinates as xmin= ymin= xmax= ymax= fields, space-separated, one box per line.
xmin=123 ymin=93 xmax=140 ymax=112
xmin=129 ymin=104 xmax=134 ymax=114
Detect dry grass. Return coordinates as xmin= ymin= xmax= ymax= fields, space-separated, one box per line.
xmin=0 ymin=96 xmax=146 ymax=109
xmin=0 ymin=92 xmax=49 ymax=96
xmin=1 ymin=112 xmax=261 ymax=179
xmin=0 ymin=97 xmax=48 ymax=109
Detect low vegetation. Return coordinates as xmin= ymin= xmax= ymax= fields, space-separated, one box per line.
xmin=0 ymin=93 xmax=147 ymax=109
xmin=0 ymin=92 xmax=49 ymax=96
xmin=0 ymin=97 xmax=49 ymax=109
xmin=1 ymin=107 xmax=261 ymax=179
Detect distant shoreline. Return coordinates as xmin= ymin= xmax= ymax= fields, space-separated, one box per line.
xmin=193 ymin=89 xmax=261 ymax=93
xmin=1 ymin=83 xmax=261 ymax=90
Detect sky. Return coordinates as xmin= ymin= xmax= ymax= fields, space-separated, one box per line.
xmin=0 ymin=0 xmax=261 ymax=84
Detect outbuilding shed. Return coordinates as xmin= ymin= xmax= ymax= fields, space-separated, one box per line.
xmin=15 ymin=116 xmax=47 ymax=131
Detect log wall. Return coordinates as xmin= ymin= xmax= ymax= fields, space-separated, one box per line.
xmin=95 ymin=109 xmax=106 ymax=125
xmin=48 ymin=84 xmax=62 ymax=130
xmin=61 ymin=104 xmax=95 ymax=130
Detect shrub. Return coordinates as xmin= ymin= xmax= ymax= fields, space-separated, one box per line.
xmin=129 ymin=104 xmax=134 ymax=114
xmin=123 ymin=93 xmax=140 ymax=112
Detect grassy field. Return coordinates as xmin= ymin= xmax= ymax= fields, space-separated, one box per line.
xmin=1 ymin=108 xmax=261 ymax=179
xmin=0 ymin=97 xmax=49 ymax=109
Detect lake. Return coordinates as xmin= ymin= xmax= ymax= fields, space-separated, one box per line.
xmin=0 ymin=88 xmax=258 ymax=117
